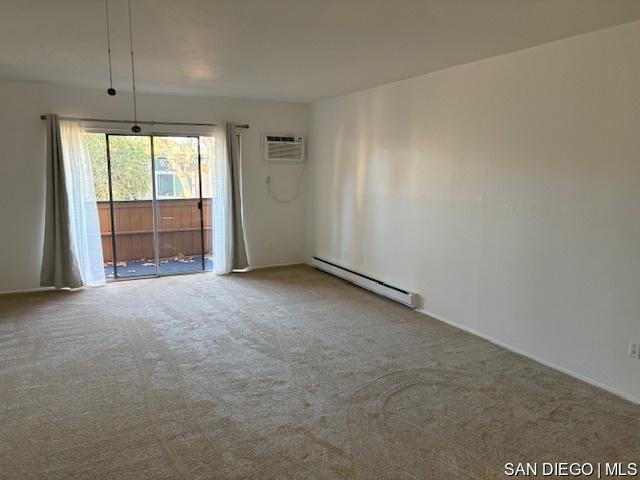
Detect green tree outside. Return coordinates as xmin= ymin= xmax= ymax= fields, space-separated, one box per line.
xmin=86 ymin=133 xmax=152 ymax=201
xmin=86 ymin=134 xmax=211 ymax=201
xmin=153 ymin=136 xmax=199 ymax=198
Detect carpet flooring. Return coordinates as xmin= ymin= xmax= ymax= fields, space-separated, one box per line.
xmin=1 ymin=265 xmax=638 ymax=479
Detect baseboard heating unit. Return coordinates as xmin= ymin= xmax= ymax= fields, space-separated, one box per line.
xmin=311 ymin=256 xmax=418 ymax=308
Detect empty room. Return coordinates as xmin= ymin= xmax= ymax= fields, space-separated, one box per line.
xmin=1 ymin=1 xmax=639 ymax=478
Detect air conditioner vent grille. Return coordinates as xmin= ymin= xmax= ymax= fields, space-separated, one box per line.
xmin=264 ymin=133 xmax=305 ymax=163
xmin=268 ymin=143 xmax=302 ymax=160
xmin=266 ymin=136 xmax=296 ymax=142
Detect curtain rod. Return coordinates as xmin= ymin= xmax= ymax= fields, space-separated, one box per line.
xmin=39 ymin=114 xmax=249 ymax=129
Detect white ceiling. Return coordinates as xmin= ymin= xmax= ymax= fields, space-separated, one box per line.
xmin=1 ymin=0 xmax=639 ymax=102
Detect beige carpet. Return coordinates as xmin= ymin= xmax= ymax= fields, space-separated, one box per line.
xmin=0 ymin=265 xmax=638 ymax=479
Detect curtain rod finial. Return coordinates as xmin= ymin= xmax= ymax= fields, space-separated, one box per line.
xmin=41 ymin=114 xmax=48 ymax=120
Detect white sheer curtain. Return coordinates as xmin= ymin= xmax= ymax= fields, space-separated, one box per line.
xmin=42 ymin=116 xmax=105 ymax=288
xmin=59 ymin=120 xmax=106 ymax=286
xmin=205 ymin=126 xmax=233 ymax=274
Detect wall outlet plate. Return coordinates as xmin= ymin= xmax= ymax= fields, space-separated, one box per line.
xmin=628 ymin=339 xmax=640 ymax=359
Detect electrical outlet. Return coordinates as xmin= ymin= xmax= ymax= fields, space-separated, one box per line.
xmin=628 ymin=339 xmax=640 ymax=359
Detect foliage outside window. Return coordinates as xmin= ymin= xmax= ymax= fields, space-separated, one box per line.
xmin=86 ymin=133 xmax=213 ymax=201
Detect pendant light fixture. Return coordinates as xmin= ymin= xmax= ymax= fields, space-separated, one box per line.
xmin=104 ymin=0 xmax=116 ymax=95
xmin=127 ymin=0 xmax=141 ymax=133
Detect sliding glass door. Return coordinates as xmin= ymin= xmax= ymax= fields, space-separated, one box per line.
xmin=88 ymin=132 xmax=212 ymax=280
xmin=153 ymin=136 xmax=205 ymax=275
xmin=108 ymin=135 xmax=155 ymax=278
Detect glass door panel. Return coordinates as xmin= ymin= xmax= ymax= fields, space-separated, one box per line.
xmin=107 ymin=135 xmax=156 ymax=279
xmin=86 ymin=133 xmax=114 ymax=278
xmin=152 ymin=136 xmax=204 ymax=275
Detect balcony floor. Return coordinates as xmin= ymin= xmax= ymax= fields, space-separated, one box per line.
xmin=105 ymin=255 xmax=213 ymax=279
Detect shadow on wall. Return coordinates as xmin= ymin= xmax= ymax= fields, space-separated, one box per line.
xmin=327 ymin=88 xmax=421 ymax=282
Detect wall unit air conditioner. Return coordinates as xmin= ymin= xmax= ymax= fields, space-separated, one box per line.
xmin=263 ymin=134 xmax=305 ymax=163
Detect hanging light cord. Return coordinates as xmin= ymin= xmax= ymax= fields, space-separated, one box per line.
xmin=127 ymin=0 xmax=140 ymax=131
xmin=105 ymin=0 xmax=115 ymax=95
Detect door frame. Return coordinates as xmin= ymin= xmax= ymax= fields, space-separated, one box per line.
xmin=102 ymin=132 xmax=207 ymax=281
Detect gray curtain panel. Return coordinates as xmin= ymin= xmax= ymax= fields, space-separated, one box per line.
xmin=225 ymin=123 xmax=249 ymax=270
xmin=40 ymin=114 xmax=83 ymax=289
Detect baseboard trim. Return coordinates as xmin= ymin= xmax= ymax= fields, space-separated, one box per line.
xmin=311 ymin=256 xmax=418 ymax=308
xmin=0 ymin=286 xmax=54 ymax=296
xmin=0 ymin=263 xmax=307 ymax=292
xmin=417 ymin=308 xmax=639 ymax=405
xmin=247 ymin=261 xmax=305 ymax=271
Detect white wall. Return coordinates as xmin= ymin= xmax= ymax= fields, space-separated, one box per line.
xmin=308 ymin=21 xmax=640 ymax=403
xmin=0 ymin=81 xmax=307 ymax=293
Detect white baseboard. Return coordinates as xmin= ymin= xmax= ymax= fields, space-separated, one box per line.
xmin=247 ymin=261 xmax=305 ymax=271
xmin=417 ymin=308 xmax=639 ymax=405
xmin=310 ymin=256 xmax=418 ymax=308
xmin=0 ymin=263 xmax=307 ymax=293
xmin=0 ymin=286 xmax=53 ymax=296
